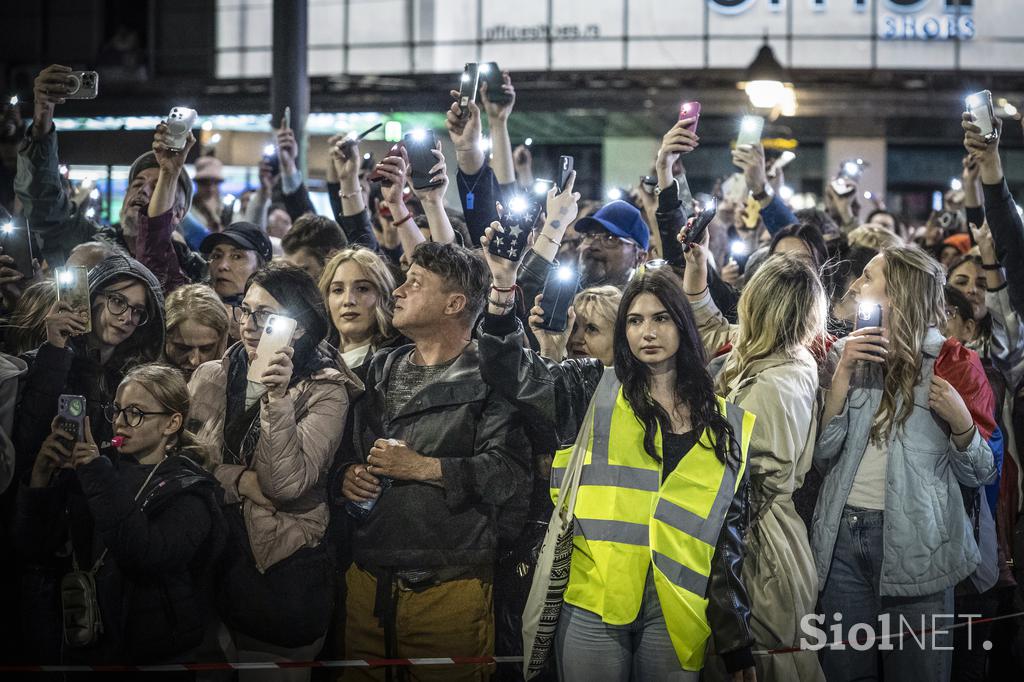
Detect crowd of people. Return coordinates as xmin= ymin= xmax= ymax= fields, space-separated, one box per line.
xmin=0 ymin=62 xmax=1021 ymax=682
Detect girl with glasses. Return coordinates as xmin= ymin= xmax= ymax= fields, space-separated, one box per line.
xmin=14 ymin=255 xmax=165 ymax=473
xmin=17 ymin=363 xmax=226 ymax=664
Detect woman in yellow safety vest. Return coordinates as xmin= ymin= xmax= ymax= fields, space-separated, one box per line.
xmin=480 ymin=236 xmax=758 ymax=682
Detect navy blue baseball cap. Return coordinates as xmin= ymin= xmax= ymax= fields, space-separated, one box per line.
xmin=574 ymin=200 xmax=650 ymax=251
xmin=200 ymin=222 xmax=273 ymax=264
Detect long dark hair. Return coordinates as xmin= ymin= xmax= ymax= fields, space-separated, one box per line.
xmin=246 ymin=262 xmax=331 ymax=381
xmin=612 ymin=268 xmax=736 ymax=466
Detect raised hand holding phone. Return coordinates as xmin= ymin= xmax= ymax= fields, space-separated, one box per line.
xmin=276 ymin=114 xmax=298 ymax=176
xmin=656 ymin=118 xmax=700 ymax=188
xmin=530 ymin=291 xmax=576 ymax=360
xmin=31 ymin=416 xmax=77 ymax=488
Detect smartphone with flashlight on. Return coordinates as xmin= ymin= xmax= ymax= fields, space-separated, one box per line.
xmin=403 ymin=130 xmax=443 ymax=190
xmin=537 ymin=264 xmax=580 ymax=333
xmin=682 ymin=197 xmax=718 ymax=248
xmin=965 ymin=90 xmax=997 ymax=142
xmin=680 ymin=101 xmax=701 ymax=133
xmin=855 ymin=302 xmax=883 ymax=331
xmin=247 ymin=314 xmax=298 ymax=384
xmin=728 ymin=240 xmax=751 ymax=275
xmin=489 ymin=196 xmax=540 ymax=261
xmin=458 ymin=63 xmax=481 ymax=119
xmin=736 ymin=115 xmax=764 ymax=148
xmin=0 ymin=219 xmax=35 ymax=278
xmin=55 ymin=265 xmax=91 ymax=334
xmin=479 ymin=62 xmax=512 ymax=105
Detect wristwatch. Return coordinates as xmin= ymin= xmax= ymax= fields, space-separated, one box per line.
xmin=750 ymin=184 xmax=774 ymax=207
xmin=654 ymin=179 xmax=677 ymax=197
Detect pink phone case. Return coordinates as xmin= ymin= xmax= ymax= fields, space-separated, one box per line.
xmin=680 ymin=101 xmax=701 ymax=134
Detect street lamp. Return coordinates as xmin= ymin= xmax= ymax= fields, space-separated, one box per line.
xmin=742 ymin=37 xmax=788 ymax=109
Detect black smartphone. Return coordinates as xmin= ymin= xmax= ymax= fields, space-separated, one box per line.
xmin=855 ymin=302 xmax=883 ymax=330
xmin=262 ymin=145 xmax=280 ymax=176
xmin=368 ymin=143 xmax=403 ymax=186
xmin=558 ymin=155 xmax=574 ymax=194
xmin=479 ymin=62 xmax=512 ymax=105
xmin=538 ymin=265 xmax=580 ymax=333
xmin=459 ymin=63 xmax=480 ymax=119
xmin=488 ymin=197 xmax=540 ymax=261
xmin=0 ymin=220 xmax=35 ymax=278
xmin=729 ymin=240 xmax=751 ymax=274
xmin=682 ymin=197 xmax=718 ymax=247
xmin=403 ymin=130 xmax=443 ymax=190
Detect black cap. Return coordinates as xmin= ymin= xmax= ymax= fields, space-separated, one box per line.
xmin=200 ymin=222 xmax=273 ymax=264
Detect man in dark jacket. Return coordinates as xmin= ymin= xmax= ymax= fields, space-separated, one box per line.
xmin=338 ymin=242 xmax=532 ymax=681
xmin=15 ymin=64 xmax=204 ymax=281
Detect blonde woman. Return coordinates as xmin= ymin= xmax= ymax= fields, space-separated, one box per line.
xmin=318 ymin=247 xmax=400 ymax=374
xmin=683 ymin=239 xmax=827 ymax=682
xmin=566 ymin=286 xmax=621 ymax=365
xmin=164 ymin=284 xmax=230 ymax=380
xmin=814 ymin=245 xmax=996 ymax=681
xmin=2 ymin=279 xmax=56 ymax=356
xmin=846 ymin=223 xmax=904 ymax=252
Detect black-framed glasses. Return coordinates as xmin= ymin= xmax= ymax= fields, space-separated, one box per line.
xmin=100 ymin=290 xmax=149 ymax=326
xmin=103 ymin=403 xmax=172 ymax=428
xmin=232 ymin=305 xmax=274 ymax=327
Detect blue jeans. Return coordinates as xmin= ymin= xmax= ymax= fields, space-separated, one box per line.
xmin=820 ymin=506 xmax=954 ymax=682
xmin=555 ymin=569 xmax=698 ymax=682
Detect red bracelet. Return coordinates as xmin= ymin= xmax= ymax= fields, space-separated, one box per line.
xmin=393 ymin=212 xmax=414 ymax=228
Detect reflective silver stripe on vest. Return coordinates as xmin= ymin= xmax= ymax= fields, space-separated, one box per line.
xmin=653 ymin=550 xmax=709 ymax=596
xmin=576 ymin=518 xmax=649 ymax=546
xmin=552 ymin=463 xmax=658 ymax=491
xmin=653 ymin=401 xmax=746 ymax=546
xmin=551 ymin=467 xmax=565 ymax=490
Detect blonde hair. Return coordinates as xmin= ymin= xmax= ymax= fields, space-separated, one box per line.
xmin=573 ymin=286 xmax=622 ymax=327
xmin=848 ymin=224 xmax=904 ymax=251
xmin=120 ymin=363 xmax=213 ymax=467
xmin=319 ymin=247 xmax=397 ymax=346
xmin=719 ymin=254 xmax=828 ymax=392
xmin=871 ymin=245 xmax=946 ymax=443
xmin=164 ymin=284 xmax=230 ymax=343
xmin=3 ymin=280 xmax=56 ymax=355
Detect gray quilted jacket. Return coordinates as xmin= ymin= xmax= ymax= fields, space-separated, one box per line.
xmin=812 ymin=328 xmax=997 ymax=598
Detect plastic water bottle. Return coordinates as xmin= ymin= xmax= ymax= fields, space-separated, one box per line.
xmin=346 ymin=439 xmax=397 ymax=520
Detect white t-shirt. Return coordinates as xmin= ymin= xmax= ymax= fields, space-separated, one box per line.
xmin=847 ymin=439 xmax=888 ymax=510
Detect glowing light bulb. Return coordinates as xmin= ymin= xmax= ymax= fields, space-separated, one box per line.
xmin=745 ymin=80 xmax=785 ymax=109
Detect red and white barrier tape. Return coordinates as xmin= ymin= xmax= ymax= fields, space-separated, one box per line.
xmin=3 ymin=611 xmax=1021 ymax=672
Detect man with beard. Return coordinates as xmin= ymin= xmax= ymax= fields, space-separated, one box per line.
xmin=15 ymin=64 xmax=204 ymax=284
xmin=572 ymin=200 xmax=650 ymax=289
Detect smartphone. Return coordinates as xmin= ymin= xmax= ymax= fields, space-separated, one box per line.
xmin=729 ymin=240 xmax=750 ymax=274
xmin=283 ymin=105 xmax=291 ymax=130
xmin=683 ymin=197 xmax=718 ymax=247
xmin=247 ymin=314 xmax=298 ymax=384
xmin=459 ymin=63 xmax=481 ymax=119
xmin=640 ymin=175 xmax=658 ymax=195
xmin=0 ymin=220 xmax=35 ymax=278
xmin=966 ymin=90 xmax=997 ymax=142
xmin=55 ymin=265 xmax=91 ymax=334
xmin=931 ymin=190 xmax=944 ymax=213
xmin=65 ymin=71 xmax=99 ymax=100
xmin=479 ymin=62 xmax=512 ymax=105
xmin=736 ymin=115 xmax=765 ymax=148
xmin=57 ymin=394 xmax=87 ymax=444
xmin=403 ymin=130 xmax=443 ymax=190
xmin=488 ymin=198 xmax=539 ymax=261
xmin=262 ymin=148 xmax=280 ymax=176
xmin=368 ymin=143 xmax=403 ymax=186
xmin=538 ymin=265 xmax=580 ymax=333
xmin=165 ymin=107 xmax=197 ymax=152
xmin=558 ymin=155 xmax=574 ymax=193
xmin=855 ymin=302 xmax=883 ymax=330
xmin=680 ymin=101 xmax=701 ymax=133
xmin=767 ymin=151 xmax=795 ymax=179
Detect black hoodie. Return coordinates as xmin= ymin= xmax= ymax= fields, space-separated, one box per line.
xmin=14 ymin=255 xmax=166 ymax=475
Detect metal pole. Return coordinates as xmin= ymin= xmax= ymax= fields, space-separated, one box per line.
xmin=272 ymin=0 xmax=309 ymax=177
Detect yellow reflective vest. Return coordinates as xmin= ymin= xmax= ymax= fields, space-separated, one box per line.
xmin=550 ymin=370 xmax=753 ymax=671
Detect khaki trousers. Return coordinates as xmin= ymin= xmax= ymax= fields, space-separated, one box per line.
xmin=344 ymin=564 xmax=495 ymax=682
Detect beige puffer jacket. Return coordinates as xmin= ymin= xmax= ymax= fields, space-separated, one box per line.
xmin=188 ymin=342 xmax=363 ymax=571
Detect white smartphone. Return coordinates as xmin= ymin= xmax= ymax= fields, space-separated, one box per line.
xmin=965 ymin=90 xmax=997 ymax=141
xmin=736 ymin=115 xmax=765 ymax=147
xmin=165 ymin=107 xmax=198 ymax=151
xmin=247 ymin=314 xmax=298 ymax=384
xmin=284 ymin=105 xmax=291 ymax=130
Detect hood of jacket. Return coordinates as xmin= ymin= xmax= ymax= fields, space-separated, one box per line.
xmin=84 ymin=254 xmax=166 ymax=363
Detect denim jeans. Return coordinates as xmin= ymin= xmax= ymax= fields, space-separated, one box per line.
xmin=820 ymin=506 xmax=954 ymax=682
xmin=555 ymin=569 xmax=699 ymax=682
